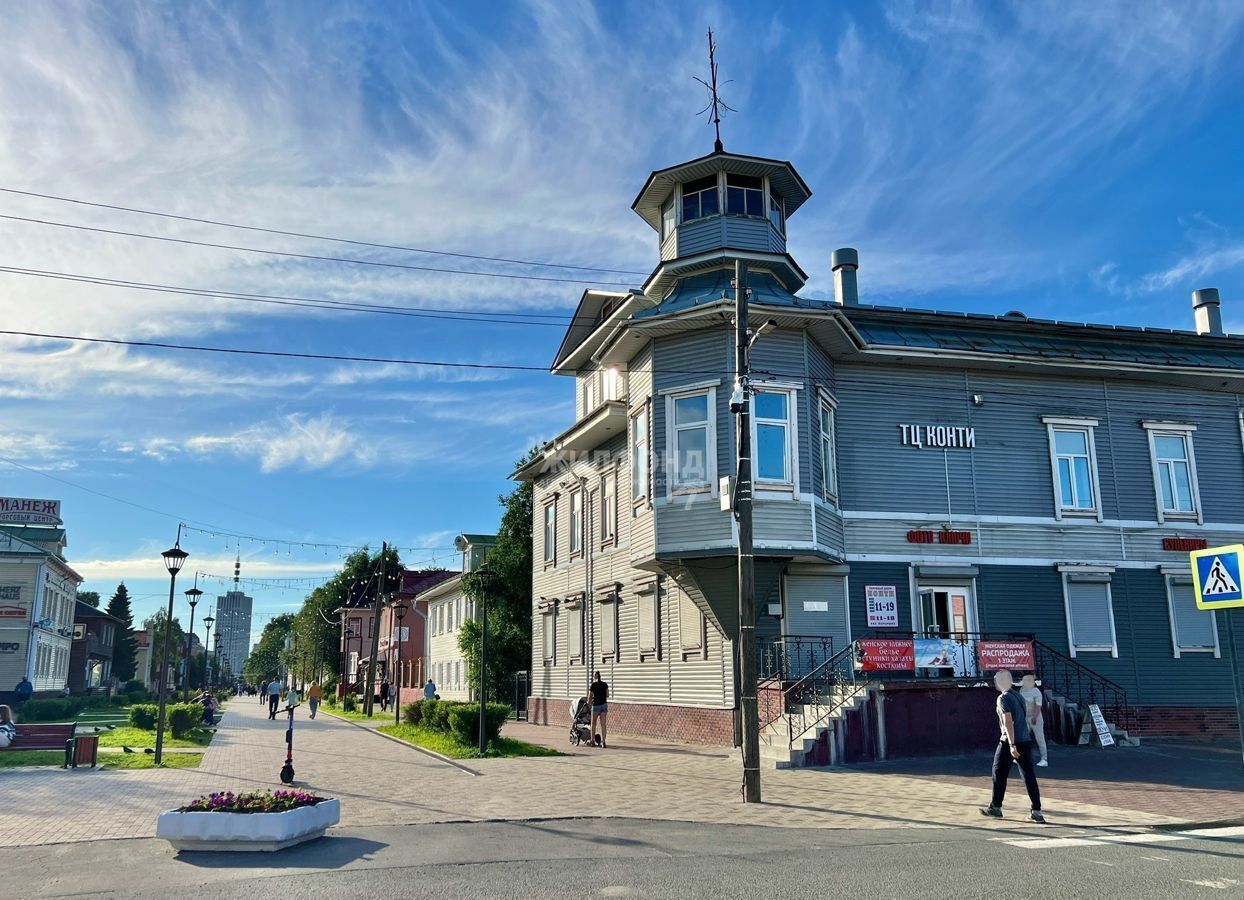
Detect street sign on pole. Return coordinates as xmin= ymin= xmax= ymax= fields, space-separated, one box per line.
xmin=1191 ymin=544 xmax=1244 ymax=772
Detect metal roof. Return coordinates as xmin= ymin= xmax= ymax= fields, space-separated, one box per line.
xmin=635 ymin=270 xmax=833 ymax=320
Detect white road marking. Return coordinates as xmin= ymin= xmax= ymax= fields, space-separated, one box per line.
xmin=1181 ymin=878 xmax=1241 ymax=889
xmin=995 ymin=825 xmax=1244 ymax=851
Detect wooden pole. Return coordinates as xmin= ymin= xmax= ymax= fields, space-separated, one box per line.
xmin=735 ymin=259 xmax=761 ymax=803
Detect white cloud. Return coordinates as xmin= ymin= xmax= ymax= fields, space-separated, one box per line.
xmin=181 ymin=413 xmax=384 ymax=473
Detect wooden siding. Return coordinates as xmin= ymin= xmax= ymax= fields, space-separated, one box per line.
xmin=663 ymin=216 xmax=786 ymax=261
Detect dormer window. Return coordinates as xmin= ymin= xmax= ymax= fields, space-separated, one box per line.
xmin=682 ymin=175 xmax=719 ymax=222
xmin=725 ymin=173 xmax=764 ymax=217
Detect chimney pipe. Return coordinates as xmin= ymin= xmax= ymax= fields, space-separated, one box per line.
xmin=832 ymin=247 xmax=859 ymax=306
xmin=1192 ymin=287 xmax=1223 ymax=336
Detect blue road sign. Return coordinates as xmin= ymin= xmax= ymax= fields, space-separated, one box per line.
xmin=1190 ymin=544 xmax=1244 ymax=610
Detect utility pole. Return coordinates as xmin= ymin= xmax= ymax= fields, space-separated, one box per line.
xmin=364 ymin=543 xmax=387 ymax=716
xmin=733 ymin=259 xmax=761 ymax=803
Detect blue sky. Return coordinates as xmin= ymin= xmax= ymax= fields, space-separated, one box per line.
xmin=1 ymin=1 xmax=1241 ymax=647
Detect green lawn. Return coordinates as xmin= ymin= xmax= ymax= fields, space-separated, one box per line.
xmin=0 ymin=750 xmax=66 ymax=768
xmin=327 ymin=706 xmax=394 ymax=722
xmin=101 ymin=752 xmax=203 ymax=770
xmin=96 ymin=726 xmax=214 ymax=749
xmin=376 ymin=724 xmax=559 ymax=759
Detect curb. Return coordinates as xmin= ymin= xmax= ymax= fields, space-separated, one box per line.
xmin=1151 ymin=818 xmax=1244 ymax=832
xmin=320 ymin=712 xmax=480 ymax=776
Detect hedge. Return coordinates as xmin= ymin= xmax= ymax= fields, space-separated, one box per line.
xmin=167 ymin=703 xmax=203 ymax=738
xmin=401 ymin=699 xmax=509 ymax=746
xmin=129 ymin=704 xmax=158 ymax=730
xmin=18 ymin=697 xmax=86 ymax=722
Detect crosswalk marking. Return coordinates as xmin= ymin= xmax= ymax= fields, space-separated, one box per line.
xmin=995 ymin=825 xmax=1244 ymax=850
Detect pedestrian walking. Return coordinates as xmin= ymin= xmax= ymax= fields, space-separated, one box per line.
xmin=259 ymin=680 xmax=268 ymax=705
xmin=307 ymin=682 xmax=323 ymax=719
xmin=267 ymin=679 xmax=282 ymax=719
xmin=379 ymin=679 xmax=391 ymax=712
xmin=1019 ymin=674 xmax=1048 ymax=767
xmin=589 ymin=670 xmax=609 ymax=748
xmin=0 ymin=704 xmax=16 ymax=748
xmin=981 ymin=670 xmax=1044 ymax=823
xmin=423 ymin=678 xmax=436 ymax=700
xmin=14 ymin=675 xmax=33 ymax=707
xmin=285 ymin=683 xmax=300 ymax=711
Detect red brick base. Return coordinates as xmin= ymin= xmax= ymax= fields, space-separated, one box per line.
xmin=1134 ymin=706 xmax=1240 ymax=740
xmin=528 ymin=697 xmax=735 ymax=745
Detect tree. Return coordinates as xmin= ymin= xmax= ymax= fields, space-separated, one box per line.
xmin=460 ymin=449 xmax=535 ymax=704
xmin=143 ymin=609 xmax=186 ymax=689
xmin=76 ymin=590 xmax=100 ymax=608
xmin=243 ymin=614 xmax=294 ymax=684
xmin=105 ymin=583 xmax=137 ymax=682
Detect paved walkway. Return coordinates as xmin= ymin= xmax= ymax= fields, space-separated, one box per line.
xmin=0 ymin=700 xmax=1216 ymax=847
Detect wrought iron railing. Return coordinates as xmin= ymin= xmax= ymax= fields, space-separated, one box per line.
xmin=757 ymin=634 xmax=835 ymax=681
xmin=1030 ymin=639 xmax=1135 ymax=739
xmin=781 ymin=642 xmax=861 ymax=749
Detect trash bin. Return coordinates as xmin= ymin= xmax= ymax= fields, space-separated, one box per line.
xmin=73 ymin=734 xmax=99 ymax=769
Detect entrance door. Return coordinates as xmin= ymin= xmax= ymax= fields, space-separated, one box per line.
xmin=916 ymin=586 xmax=977 ymax=677
xmin=781 ymin=575 xmax=849 ymax=679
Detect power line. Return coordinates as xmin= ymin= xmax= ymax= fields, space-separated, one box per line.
xmin=0 ymin=265 xmax=572 ymax=328
xmin=0 ymin=186 xmax=648 ymax=276
xmin=0 ymin=214 xmax=638 ymax=287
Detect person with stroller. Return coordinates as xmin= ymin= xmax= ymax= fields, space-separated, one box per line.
xmin=589 ymin=671 xmax=609 ymax=748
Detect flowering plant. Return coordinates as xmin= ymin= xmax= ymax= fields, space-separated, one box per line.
xmin=177 ymin=790 xmax=324 ymax=814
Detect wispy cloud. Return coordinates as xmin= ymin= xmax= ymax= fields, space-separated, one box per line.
xmin=179 ymin=413 xmax=388 ymax=473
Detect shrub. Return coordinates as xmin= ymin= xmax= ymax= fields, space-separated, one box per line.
xmin=167 ymin=703 xmax=202 ymax=739
xmin=430 ymin=699 xmax=455 ymax=732
xmin=125 ymin=680 xmax=146 ymax=693
xmin=20 ymin=697 xmax=86 ymax=722
xmin=342 ymin=694 xmax=357 ymax=712
xmin=323 ymin=692 xmax=337 ymax=708
xmin=447 ymin=704 xmax=508 ymax=747
xmin=402 ymin=700 xmax=424 ymax=727
xmin=109 ymin=695 xmax=127 ymax=707
xmin=129 ymin=704 xmax=158 ymax=730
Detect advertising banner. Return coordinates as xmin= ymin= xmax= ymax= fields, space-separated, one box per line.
xmin=913 ymin=637 xmax=957 ymax=668
xmin=864 ymin=585 xmax=899 ymax=628
xmin=858 ymin=638 xmax=915 ymax=671
xmin=0 ymin=498 xmax=61 ymax=526
xmin=976 ymin=640 xmax=1035 ymax=671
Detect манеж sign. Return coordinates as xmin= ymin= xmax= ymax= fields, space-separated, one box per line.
xmin=0 ymin=497 xmax=62 ymax=526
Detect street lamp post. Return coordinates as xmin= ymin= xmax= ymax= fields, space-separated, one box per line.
xmin=202 ymin=614 xmax=214 ymax=691
xmin=393 ymin=600 xmax=409 ymax=726
xmin=472 ymin=565 xmax=495 ymax=756
xmin=155 ymin=542 xmax=189 ymax=765
xmin=183 ymin=578 xmax=202 ymax=701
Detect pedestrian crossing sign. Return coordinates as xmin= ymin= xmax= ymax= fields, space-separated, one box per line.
xmin=1190 ymin=544 xmax=1244 ymax=610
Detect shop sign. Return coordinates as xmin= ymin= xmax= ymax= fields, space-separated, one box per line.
xmin=977 ymin=640 xmax=1034 ymax=671
xmin=0 ymin=586 xmax=21 ymax=601
xmin=914 ymin=638 xmax=957 ymax=668
xmin=865 ymin=586 xmax=899 ymax=628
xmin=1162 ymin=537 xmax=1207 ymax=552
xmin=0 ymin=497 xmax=61 ymax=526
xmin=858 ymin=638 xmax=915 ymax=671
xmin=0 ymin=602 xmax=28 ymax=619
xmin=1087 ymin=703 xmax=1115 ymax=748
xmin=899 ymin=425 xmax=975 ymax=449
xmin=906 ymin=530 xmax=972 ymax=545
xmin=0 ymin=641 xmax=19 ymax=654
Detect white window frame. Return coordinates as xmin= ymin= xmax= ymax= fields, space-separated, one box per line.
xmin=1059 ymin=567 xmax=1118 ymax=658
xmin=660 ymin=192 xmax=678 ymax=240
xmin=765 ymin=176 xmax=785 ymax=235
xmin=542 ymin=500 xmax=557 ymax=567
xmin=569 ymin=489 xmax=583 ymax=557
xmin=1164 ymin=572 xmax=1221 ymax=658
xmin=1143 ymin=423 xmax=1201 ymax=523
xmin=1042 ymin=417 xmax=1102 ymax=521
xmin=631 ymin=403 xmax=650 ymax=507
xmin=664 ymin=384 xmax=718 ymax=497
xmin=637 ymin=584 xmax=660 ymax=660
xmin=751 ymin=385 xmax=798 ymax=488
xmin=818 ymin=393 xmax=838 ymax=503
xmin=600 ymin=468 xmax=617 ymax=546
xmin=541 ymin=609 xmax=556 ymax=665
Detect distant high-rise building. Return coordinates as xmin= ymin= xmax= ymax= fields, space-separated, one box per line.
xmin=215 ymin=590 xmax=252 ymax=677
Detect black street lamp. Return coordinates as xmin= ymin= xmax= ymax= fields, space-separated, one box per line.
xmin=155 ymin=542 xmax=189 ymax=765
xmin=183 ymin=577 xmax=203 ymax=701
xmin=392 ymin=600 xmax=409 ymax=726
xmin=202 ymin=613 xmax=214 ymax=691
xmin=472 ymin=564 xmax=496 ymax=755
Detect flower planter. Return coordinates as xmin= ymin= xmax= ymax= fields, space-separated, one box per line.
xmin=156 ymin=798 xmax=340 ymax=852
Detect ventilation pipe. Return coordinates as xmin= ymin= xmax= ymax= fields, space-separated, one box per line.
xmin=832 ymin=248 xmax=859 ymax=306
xmin=1192 ymin=288 xmax=1223 ymax=336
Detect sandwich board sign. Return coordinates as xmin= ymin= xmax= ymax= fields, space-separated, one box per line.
xmin=1086 ymin=703 xmax=1115 ymax=748
xmin=1190 ymin=544 xmax=1244 ymax=610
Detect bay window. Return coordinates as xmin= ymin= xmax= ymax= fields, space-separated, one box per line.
xmin=681 ymin=175 xmax=719 ymax=222
xmin=754 ymin=389 xmax=794 ymax=484
xmin=668 ymin=388 xmax=716 ymax=492
xmin=725 ymin=173 xmax=764 ymax=217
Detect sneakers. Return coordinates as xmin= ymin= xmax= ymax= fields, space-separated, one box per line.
xmin=1030 ymin=810 xmax=1046 ymax=824
xmin=979 ymin=806 xmax=1003 ymax=818
xmin=1036 ymin=759 xmax=1049 ymax=767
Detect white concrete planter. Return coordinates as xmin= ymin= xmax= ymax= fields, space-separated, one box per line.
xmin=156 ymin=798 xmax=340 ymax=852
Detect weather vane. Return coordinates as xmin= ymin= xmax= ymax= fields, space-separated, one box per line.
xmin=695 ymin=28 xmax=734 ymax=153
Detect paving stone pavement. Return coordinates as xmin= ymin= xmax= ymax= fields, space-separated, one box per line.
xmin=0 ymin=699 xmax=1188 ymax=847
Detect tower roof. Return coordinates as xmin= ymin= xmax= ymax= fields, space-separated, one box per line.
xmin=631 ymin=150 xmax=811 ymax=232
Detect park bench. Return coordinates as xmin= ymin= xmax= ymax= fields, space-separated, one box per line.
xmin=2 ymin=723 xmax=98 ymax=768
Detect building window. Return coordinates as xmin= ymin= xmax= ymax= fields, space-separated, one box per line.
xmin=726 ymin=173 xmax=764 ymax=217
xmin=1042 ymin=419 xmax=1101 ymax=518
xmin=631 ymin=406 xmax=649 ymax=503
xmin=600 ymin=470 xmax=616 ymax=544
xmin=819 ymin=399 xmax=837 ymax=501
xmin=603 ymin=366 xmax=624 ymax=403
xmin=543 ymin=502 xmax=557 ymax=565
xmin=669 ymin=388 xmax=715 ymax=491
xmin=768 ymin=188 xmax=785 ymax=234
xmin=638 ymin=587 xmax=659 ymax=658
xmin=599 ymin=597 xmax=617 ymax=659
xmin=681 ymin=175 xmax=719 ymax=222
xmin=542 ymin=610 xmax=556 ymax=664
xmin=567 ymin=603 xmax=583 ymax=661
xmin=1145 ymin=425 xmax=1200 ymax=520
xmin=1061 ymin=572 xmax=1118 ymax=657
xmin=569 ymin=490 xmax=583 ymax=556
xmin=754 ymin=389 xmax=793 ymax=484
xmin=1166 ymin=576 xmax=1219 ymax=657
xmin=661 ymin=193 xmax=677 ymax=239
xmin=679 ymin=593 xmax=704 ymax=652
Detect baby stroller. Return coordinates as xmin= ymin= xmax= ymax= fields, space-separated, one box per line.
xmin=569 ymin=697 xmax=593 ymax=747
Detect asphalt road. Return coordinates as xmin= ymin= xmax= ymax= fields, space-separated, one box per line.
xmin=9 ymin=818 xmax=1243 ymax=899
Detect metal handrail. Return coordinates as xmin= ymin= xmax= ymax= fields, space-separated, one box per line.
xmin=1030 ymin=639 xmax=1135 ymax=738
xmin=757 ymin=634 xmax=834 ymax=681
xmin=781 ymin=642 xmax=861 ymax=749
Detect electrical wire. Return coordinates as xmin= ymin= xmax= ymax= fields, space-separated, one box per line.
xmin=0 ymin=186 xmax=647 ymax=276
xmin=0 ymin=214 xmax=638 ymax=287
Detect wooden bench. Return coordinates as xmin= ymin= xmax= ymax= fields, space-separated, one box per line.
xmin=3 ymin=723 xmax=97 ymax=768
